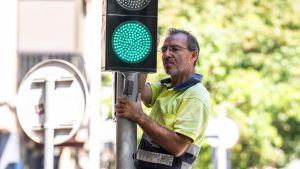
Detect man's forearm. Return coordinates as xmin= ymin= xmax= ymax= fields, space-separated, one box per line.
xmin=137 ymin=112 xmax=192 ymax=157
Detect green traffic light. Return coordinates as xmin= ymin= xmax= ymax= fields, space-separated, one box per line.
xmin=112 ymin=21 xmax=152 ymax=63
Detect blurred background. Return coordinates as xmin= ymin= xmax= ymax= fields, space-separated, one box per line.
xmin=0 ymin=0 xmax=300 ymax=169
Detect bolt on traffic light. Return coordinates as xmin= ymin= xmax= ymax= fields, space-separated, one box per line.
xmin=102 ymin=0 xmax=158 ymax=72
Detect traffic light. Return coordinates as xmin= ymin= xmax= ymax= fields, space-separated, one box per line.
xmin=102 ymin=0 xmax=158 ymax=72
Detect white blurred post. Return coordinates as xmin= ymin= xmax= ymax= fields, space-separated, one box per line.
xmin=44 ymin=76 xmax=56 ymax=169
xmin=216 ymin=143 xmax=227 ymax=169
xmin=84 ymin=0 xmax=102 ymax=168
xmin=206 ymin=103 xmax=239 ymax=169
xmin=0 ymin=0 xmax=19 ymax=168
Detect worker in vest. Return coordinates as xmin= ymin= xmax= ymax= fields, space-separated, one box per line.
xmin=115 ymin=28 xmax=211 ymax=169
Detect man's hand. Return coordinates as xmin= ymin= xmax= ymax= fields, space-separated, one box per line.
xmin=115 ymin=93 xmax=144 ymax=122
xmin=115 ymin=93 xmax=193 ymax=157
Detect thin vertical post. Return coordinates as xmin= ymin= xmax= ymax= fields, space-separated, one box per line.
xmin=44 ymin=75 xmax=56 ymax=169
xmin=115 ymin=72 xmax=138 ymax=169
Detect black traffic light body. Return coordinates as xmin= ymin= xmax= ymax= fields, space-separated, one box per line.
xmin=102 ymin=0 xmax=158 ymax=72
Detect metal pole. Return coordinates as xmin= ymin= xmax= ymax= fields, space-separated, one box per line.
xmin=212 ymin=147 xmax=217 ymax=169
xmin=227 ymin=150 xmax=231 ymax=169
xmin=217 ymin=143 xmax=227 ymax=169
xmin=115 ymin=72 xmax=138 ymax=169
xmin=44 ymin=75 xmax=56 ymax=169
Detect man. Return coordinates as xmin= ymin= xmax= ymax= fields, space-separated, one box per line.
xmin=115 ymin=28 xmax=210 ymax=169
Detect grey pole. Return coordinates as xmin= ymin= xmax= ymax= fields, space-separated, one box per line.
xmin=214 ymin=140 xmax=227 ymax=169
xmin=227 ymin=150 xmax=231 ymax=169
xmin=44 ymin=75 xmax=56 ymax=169
xmin=115 ymin=72 xmax=138 ymax=169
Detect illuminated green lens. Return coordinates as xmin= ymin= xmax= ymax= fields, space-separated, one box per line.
xmin=112 ymin=21 xmax=152 ymax=63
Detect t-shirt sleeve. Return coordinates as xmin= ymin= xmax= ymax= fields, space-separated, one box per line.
xmin=144 ymin=82 xmax=162 ymax=108
xmin=173 ymin=97 xmax=209 ymax=142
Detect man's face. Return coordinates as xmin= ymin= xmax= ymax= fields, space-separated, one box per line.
xmin=161 ymin=33 xmax=196 ymax=77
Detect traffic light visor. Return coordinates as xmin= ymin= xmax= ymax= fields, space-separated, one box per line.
xmin=116 ymin=0 xmax=152 ymax=11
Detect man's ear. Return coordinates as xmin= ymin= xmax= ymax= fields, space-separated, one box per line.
xmin=191 ymin=51 xmax=198 ymax=63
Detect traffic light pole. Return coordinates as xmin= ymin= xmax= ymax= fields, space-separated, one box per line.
xmin=115 ymin=72 xmax=138 ymax=169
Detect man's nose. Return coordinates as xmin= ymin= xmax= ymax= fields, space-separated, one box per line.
xmin=162 ymin=48 xmax=171 ymax=57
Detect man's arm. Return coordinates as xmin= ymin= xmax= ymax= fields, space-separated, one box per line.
xmin=138 ymin=33 xmax=160 ymax=105
xmin=137 ymin=110 xmax=193 ymax=157
xmin=115 ymin=94 xmax=192 ymax=157
xmin=138 ymin=73 xmax=152 ymax=106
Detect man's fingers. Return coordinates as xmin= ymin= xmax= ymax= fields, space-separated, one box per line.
xmin=137 ymin=93 xmax=142 ymax=102
xmin=117 ymin=96 xmax=130 ymax=104
xmin=115 ymin=112 xmax=123 ymax=118
xmin=115 ymin=103 xmax=125 ymax=111
xmin=115 ymin=106 xmax=127 ymax=118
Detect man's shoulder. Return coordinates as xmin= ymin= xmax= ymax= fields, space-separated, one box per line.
xmin=185 ymin=83 xmax=209 ymax=95
xmin=183 ymin=83 xmax=210 ymax=103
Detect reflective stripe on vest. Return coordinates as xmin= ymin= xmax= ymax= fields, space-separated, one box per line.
xmin=181 ymin=162 xmax=192 ymax=169
xmin=136 ymin=149 xmax=193 ymax=169
xmin=136 ymin=134 xmax=200 ymax=169
xmin=136 ymin=149 xmax=174 ymax=166
xmin=142 ymin=133 xmax=201 ymax=156
xmin=186 ymin=144 xmax=200 ymax=157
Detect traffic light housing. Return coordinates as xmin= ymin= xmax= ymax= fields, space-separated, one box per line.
xmin=102 ymin=0 xmax=158 ymax=72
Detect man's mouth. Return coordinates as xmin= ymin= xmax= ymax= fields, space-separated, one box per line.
xmin=164 ymin=62 xmax=173 ymax=68
xmin=163 ymin=59 xmax=174 ymax=67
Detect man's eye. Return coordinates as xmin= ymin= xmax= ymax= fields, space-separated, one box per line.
xmin=161 ymin=47 xmax=167 ymax=52
xmin=170 ymin=47 xmax=179 ymax=51
xmin=160 ymin=46 xmax=182 ymax=52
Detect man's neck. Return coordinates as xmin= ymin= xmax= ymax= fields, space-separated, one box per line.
xmin=170 ymin=72 xmax=195 ymax=86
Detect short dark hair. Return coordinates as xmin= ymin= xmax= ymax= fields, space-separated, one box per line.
xmin=167 ymin=28 xmax=200 ymax=65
